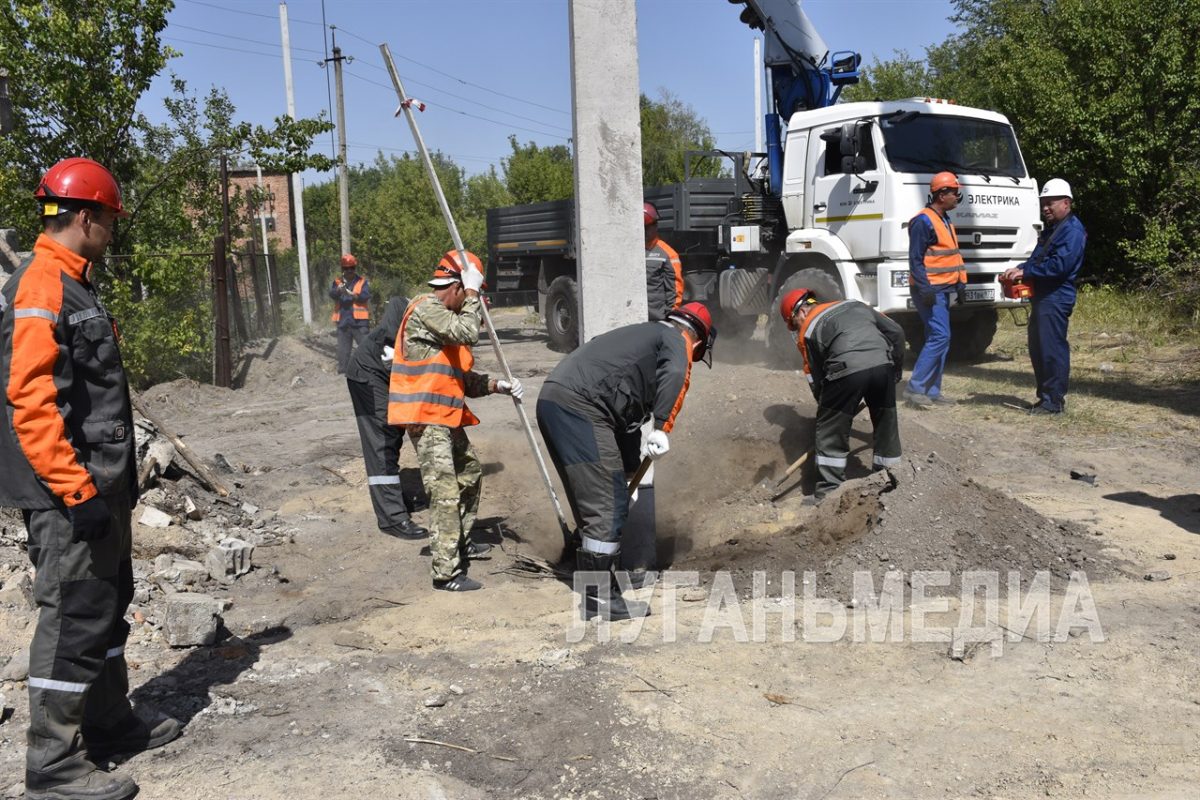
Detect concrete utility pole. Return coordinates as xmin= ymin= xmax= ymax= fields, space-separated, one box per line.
xmin=279 ymin=1 xmax=314 ymax=325
xmin=323 ymin=28 xmax=352 ymax=255
xmin=568 ymin=0 xmax=647 ymax=340
xmin=0 ymin=69 xmax=13 ymax=135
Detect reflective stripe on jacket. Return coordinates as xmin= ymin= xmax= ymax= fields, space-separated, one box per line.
xmin=0 ymin=234 xmax=136 ymax=508
xmin=387 ymin=296 xmax=480 ymax=428
xmin=645 ymin=238 xmax=684 ymax=321
xmin=331 ymin=275 xmax=370 ymax=323
xmin=911 ymin=208 xmax=966 ymax=286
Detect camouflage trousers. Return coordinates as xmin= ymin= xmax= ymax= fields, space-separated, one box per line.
xmin=408 ymin=424 xmax=482 ymax=581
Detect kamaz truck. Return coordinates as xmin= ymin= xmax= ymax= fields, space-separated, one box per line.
xmin=485 ymin=1 xmax=1039 ymax=362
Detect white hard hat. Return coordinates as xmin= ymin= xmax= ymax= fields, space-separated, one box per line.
xmin=1040 ymin=178 xmax=1073 ymax=199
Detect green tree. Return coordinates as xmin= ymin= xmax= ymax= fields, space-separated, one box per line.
xmin=842 ymin=50 xmax=935 ymax=102
xmin=502 ymin=136 xmax=573 ymax=205
xmin=0 ymin=1 xmax=332 ymax=384
xmin=640 ymin=90 xmax=724 ymax=186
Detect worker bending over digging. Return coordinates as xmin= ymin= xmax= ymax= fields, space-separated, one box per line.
xmin=780 ymin=288 xmax=906 ymax=504
xmin=536 ymin=303 xmax=716 ymax=621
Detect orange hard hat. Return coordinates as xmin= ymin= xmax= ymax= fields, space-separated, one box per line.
xmin=643 ymin=201 xmax=660 ymax=226
xmin=779 ymin=288 xmax=816 ymax=322
xmin=340 ymin=253 xmax=358 ymax=268
xmin=430 ymin=249 xmax=484 ymax=287
xmin=34 ymin=157 xmax=128 ymax=217
xmin=930 ymin=171 xmax=961 ymax=193
xmin=667 ymin=301 xmax=717 ymax=365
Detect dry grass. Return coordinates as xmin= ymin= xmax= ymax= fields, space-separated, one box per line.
xmin=941 ymin=288 xmax=1200 ymax=437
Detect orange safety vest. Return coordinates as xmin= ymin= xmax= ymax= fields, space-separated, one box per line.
xmin=796 ymin=300 xmax=846 ymax=387
xmin=331 ymin=276 xmax=370 ymax=323
xmin=912 ymin=207 xmax=967 ymax=286
xmin=386 ymin=296 xmax=480 ymax=428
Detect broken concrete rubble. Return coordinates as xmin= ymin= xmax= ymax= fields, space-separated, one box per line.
xmin=206 ymin=537 xmax=255 ymax=583
xmin=162 ymin=593 xmax=223 ymax=647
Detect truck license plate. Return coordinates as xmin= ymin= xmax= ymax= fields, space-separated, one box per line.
xmin=965 ymin=287 xmax=994 ymax=302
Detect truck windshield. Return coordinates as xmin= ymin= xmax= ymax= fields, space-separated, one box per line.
xmin=879 ymin=114 xmax=1027 ymax=179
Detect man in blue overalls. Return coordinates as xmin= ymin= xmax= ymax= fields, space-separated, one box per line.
xmin=1003 ymin=178 xmax=1087 ymax=415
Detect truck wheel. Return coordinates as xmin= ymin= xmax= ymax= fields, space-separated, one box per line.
xmin=765 ymin=268 xmax=844 ymax=369
xmin=949 ymin=308 xmax=998 ymax=362
xmin=545 ymin=276 xmax=579 ymax=352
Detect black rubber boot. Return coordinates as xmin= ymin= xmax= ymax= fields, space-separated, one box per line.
xmin=576 ymin=550 xmax=649 ymax=621
xmin=84 ymin=712 xmax=181 ymax=762
xmin=24 ymin=769 xmax=138 ymax=800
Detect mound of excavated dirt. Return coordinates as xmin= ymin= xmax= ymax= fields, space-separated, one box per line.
xmin=678 ymin=450 xmax=1125 ymax=601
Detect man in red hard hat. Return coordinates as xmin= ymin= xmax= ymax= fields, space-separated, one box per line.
xmin=644 ymin=201 xmax=685 ymax=321
xmin=1 ymin=158 xmax=179 ymax=800
xmin=536 ymin=302 xmax=715 ymax=620
xmin=387 ymin=250 xmax=521 ymax=592
xmin=780 ymin=288 xmax=905 ymax=503
xmin=329 ymin=252 xmax=371 ymax=374
xmin=904 ymin=171 xmax=967 ymax=408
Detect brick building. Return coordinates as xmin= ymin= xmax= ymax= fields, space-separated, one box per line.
xmin=228 ymin=164 xmax=295 ymax=252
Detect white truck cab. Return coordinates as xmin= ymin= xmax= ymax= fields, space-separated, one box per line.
xmin=770 ymin=98 xmax=1040 ymax=356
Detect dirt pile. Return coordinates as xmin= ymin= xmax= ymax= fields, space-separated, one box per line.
xmin=679 ymin=449 xmax=1124 ymax=600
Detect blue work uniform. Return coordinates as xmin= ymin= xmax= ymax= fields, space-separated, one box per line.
xmin=1019 ymin=213 xmax=1087 ymax=412
xmin=905 ymin=211 xmax=956 ymax=399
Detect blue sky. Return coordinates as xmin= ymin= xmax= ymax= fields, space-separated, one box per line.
xmin=147 ymin=0 xmax=960 ymax=184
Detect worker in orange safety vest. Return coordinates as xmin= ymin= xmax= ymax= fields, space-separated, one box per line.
xmin=329 ymin=253 xmax=370 ymax=373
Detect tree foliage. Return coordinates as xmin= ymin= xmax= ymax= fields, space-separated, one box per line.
xmin=502 ymin=136 xmax=571 ymax=205
xmin=0 ymin=0 xmax=333 ymax=385
xmin=301 ymin=153 xmax=501 ymax=306
xmin=851 ymin=0 xmax=1200 ymax=316
xmin=640 ymin=90 xmax=724 ymax=186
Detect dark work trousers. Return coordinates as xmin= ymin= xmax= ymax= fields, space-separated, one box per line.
xmin=347 ymin=375 xmax=414 ymax=531
xmin=536 ymin=384 xmax=641 ymax=557
xmin=23 ymin=492 xmax=134 ymax=789
xmin=336 ymin=324 xmax=367 ymax=374
xmin=1028 ymin=297 xmax=1073 ymax=412
xmin=814 ymin=364 xmax=902 ymax=498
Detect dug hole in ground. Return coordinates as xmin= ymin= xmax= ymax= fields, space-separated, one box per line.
xmin=0 ymin=308 xmax=1196 ymax=799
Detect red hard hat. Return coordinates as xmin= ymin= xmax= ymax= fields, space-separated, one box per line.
xmin=779 ymin=288 xmax=816 ymax=322
xmin=643 ymin=201 xmax=659 ymax=226
xmin=34 ymin=157 xmax=128 ymax=217
xmin=667 ymin=301 xmax=716 ymax=364
xmin=930 ymin=171 xmax=961 ymax=193
xmin=340 ymin=253 xmax=358 ymax=268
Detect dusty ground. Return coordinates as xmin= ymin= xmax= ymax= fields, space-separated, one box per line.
xmin=1 ymin=308 xmax=1198 ymax=799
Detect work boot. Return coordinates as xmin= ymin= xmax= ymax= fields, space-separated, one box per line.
xmin=1028 ymin=404 xmax=1062 ymax=416
xmin=24 ymin=769 xmax=138 ymax=800
xmin=929 ymin=394 xmax=956 ymax=406
xmin=624 ymin=570 xmax=657 ymax=590
xmin=84 ymin=711 xmax=181 ymax=762
xmin=381 ymin=519 xmax=429 ymax=540
xmin=902 ymin=388 xmax=933 ymax=408
xmin=433 ymin=574 xmax=482 ymax=592
xmin=576 ymin=550 xmax=649 ymax=622
xmin=465 ymin=540 xmax=492 ymax=559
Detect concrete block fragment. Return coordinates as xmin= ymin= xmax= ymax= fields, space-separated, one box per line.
xmin=206 ymin=537 xmax=254 ymax=583
xmin=139 ymin=506 xmax=173 ymax=528
xmin=163 ymin=593 xmax=222 ymax=647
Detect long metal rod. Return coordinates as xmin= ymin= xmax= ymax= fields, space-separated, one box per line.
xmin=379 ymin=43 xmax=572 ymax=544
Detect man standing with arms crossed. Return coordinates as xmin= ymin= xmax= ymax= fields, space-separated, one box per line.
xmin=329 ymin=253 xmax=370 ymax=374
xmin=388 ymin=250 xmax=521 ymax=591
xmin=904 ymin=172 xmax=967 ymax=408
xmin=1002 ymin=179 xmax=1087 ymax=415
xmin=1 ymin=158 xmax=179 ymax=800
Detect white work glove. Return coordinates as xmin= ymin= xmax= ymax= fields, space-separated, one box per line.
xmin=497 ymin=378 xmax=523 ymax=401
xmin=381 ymin=345 xmax=395 ymax=364
xmin=642 ymin=429 xmax=670 ymax=461
xmin=461 ymin=265 xmax=485 ymax=292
